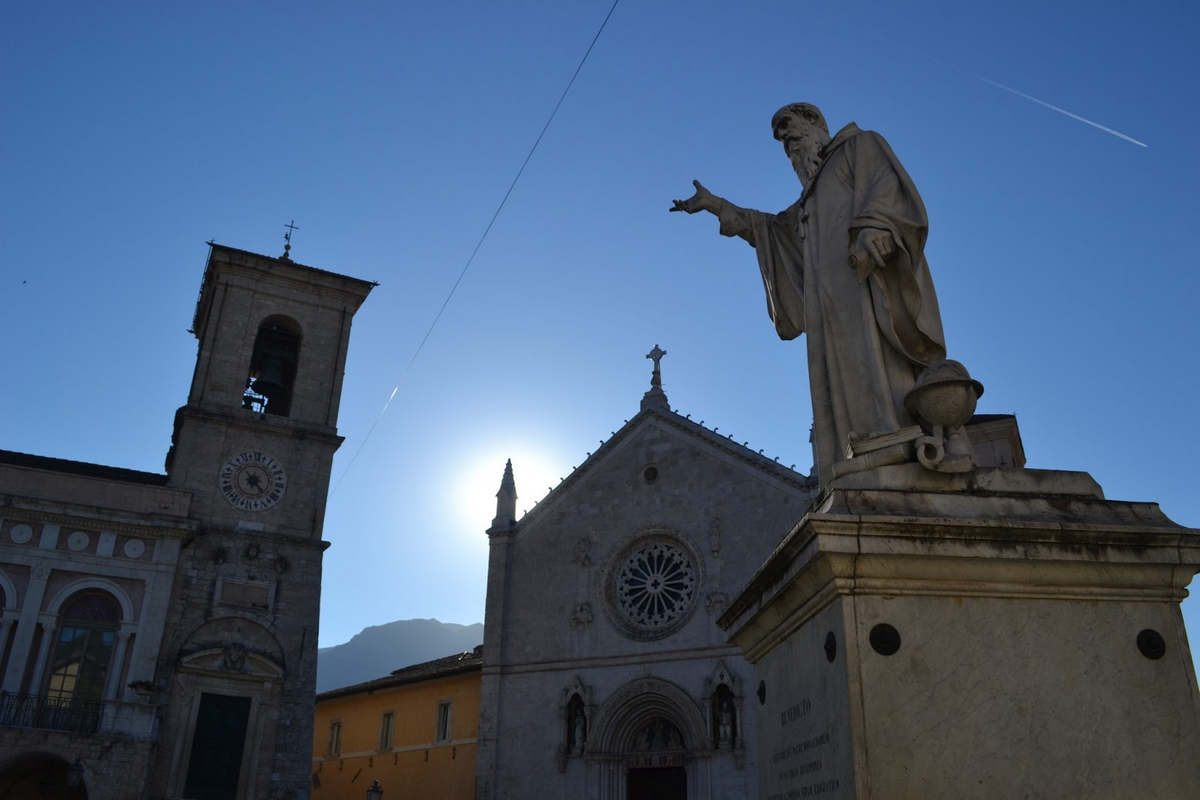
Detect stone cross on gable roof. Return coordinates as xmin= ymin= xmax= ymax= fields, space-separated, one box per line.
xmin=641 ymin=344 xmax=669 ymax=412
xmin=647 ymin=345 xmax=666 ymax=380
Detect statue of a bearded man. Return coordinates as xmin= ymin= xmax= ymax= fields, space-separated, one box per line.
xmin=672 ymin=103 xmax=949 ymax=486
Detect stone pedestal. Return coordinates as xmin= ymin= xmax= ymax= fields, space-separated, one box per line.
xmin=719 ymin=464 xmax=1200 ymax=800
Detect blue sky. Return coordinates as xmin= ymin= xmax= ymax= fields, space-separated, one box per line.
xmin=3 ymin=1 xmax=1198 ymax=674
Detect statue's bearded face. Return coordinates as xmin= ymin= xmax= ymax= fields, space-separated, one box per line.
xmin=773 ymin=111 xmax=828 ymax=187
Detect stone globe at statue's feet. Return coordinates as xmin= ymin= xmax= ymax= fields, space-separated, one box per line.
xmin=904 ymin=359 xmax=984 ymax=430
xmin=905 ymin=360 xmax=984 ymax=473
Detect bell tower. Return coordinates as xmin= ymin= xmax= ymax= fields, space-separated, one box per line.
xmin=166 ymin=243 xmax=374 ymax=535
xmin=152 ymin=243 xmax=374 ymax=799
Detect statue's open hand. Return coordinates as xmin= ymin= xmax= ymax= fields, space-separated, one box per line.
xmin=856 ymin=228 xmax=896 ymax=268
xmin=670 ymin=180 xmax=716 ymax=214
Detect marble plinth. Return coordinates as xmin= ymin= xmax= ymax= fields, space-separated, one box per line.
xmin=719 ymin=465 xmax=1200 ymax=800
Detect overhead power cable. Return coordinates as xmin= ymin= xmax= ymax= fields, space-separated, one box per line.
xmin=332 ymin=0 xmax=623 ymax=494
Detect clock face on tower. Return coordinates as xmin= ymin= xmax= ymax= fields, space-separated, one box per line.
xmin=219 ymin=451 xmax=287 ymax=512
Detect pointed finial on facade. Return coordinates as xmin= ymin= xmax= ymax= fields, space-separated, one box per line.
xmin=490 ymin=459 xmax=518 ymax=531
xmin=641 ymin=344 xmax=669 ymax=412
xmin=281 ymin=219 xmax=299 ymax=260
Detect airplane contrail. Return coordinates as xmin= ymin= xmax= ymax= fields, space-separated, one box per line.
xmin=982 ymin=78 xmax=1147 ymax=148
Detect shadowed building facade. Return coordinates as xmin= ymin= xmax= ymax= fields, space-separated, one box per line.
xmin=0 ymin=243 xmax=372 ymax=799
xmin=311 ymin=647 xmax=482 ymax=798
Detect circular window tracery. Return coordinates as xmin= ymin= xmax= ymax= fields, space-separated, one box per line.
xmin=610 ymin=536 xmax=699 ymax=639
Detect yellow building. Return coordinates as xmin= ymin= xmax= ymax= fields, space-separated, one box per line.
xmin=312 ymin=647 xmax=481 ymax=799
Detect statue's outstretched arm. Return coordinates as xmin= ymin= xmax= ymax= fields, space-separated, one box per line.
xmin=670 ymin=180 xmax=722 ymax=215
xmin=670 ymin=180 xmax=758 ymax=245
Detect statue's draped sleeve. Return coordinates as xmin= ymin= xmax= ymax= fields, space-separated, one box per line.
xmin=845 ymin=131 xmax=946 ymax=366
xmin=716 ymin=202 xmax=806 ymax=340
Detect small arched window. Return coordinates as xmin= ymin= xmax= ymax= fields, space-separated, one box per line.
xmin=45 ymin=591 xmax=121 ymax=706
xmin=243 ymin=315 xmax=301 ymax=417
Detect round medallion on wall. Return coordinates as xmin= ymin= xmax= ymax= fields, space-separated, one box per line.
xmin=219 ymin=451 xmax=287 ymax=512
xmin=123 ymin=539 xmax=146 ymax=559
xmin=67 ymin=530 xmax=90 ymax=551
xmin=606 ymin=532 xmax=701 ymax=640
xmin=9 ymin=524 xmax=34 ymax=544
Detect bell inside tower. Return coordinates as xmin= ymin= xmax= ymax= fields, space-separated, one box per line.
xmin=243 ymin=316 xmax=300 ymax=416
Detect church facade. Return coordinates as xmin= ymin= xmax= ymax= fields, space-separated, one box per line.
xmin=475 ymin=368 xmax=818 ymax=800
xmin=0 ymin=244 xmax=372 ymax=799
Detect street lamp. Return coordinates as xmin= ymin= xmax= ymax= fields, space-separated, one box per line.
xmin=366 ymin=779 xmax=383 ymax=800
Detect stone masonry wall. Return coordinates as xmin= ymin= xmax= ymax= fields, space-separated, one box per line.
xmin=0 ymin=727 xmax=156 ymax=800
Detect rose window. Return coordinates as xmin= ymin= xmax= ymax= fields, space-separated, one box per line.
xmin=614 ymin=539 xmax=698 ymax=634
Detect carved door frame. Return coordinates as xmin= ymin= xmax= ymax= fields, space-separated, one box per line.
xmin=587 ymin=677 xmax=712 ymax=800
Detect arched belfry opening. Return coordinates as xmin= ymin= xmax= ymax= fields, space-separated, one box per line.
xmin=243 ymin=315 xmax=301 ymax=416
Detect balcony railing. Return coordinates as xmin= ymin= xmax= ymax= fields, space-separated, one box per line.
xmin=0 ymin=693 xmax=102 ymax=734
xmin=0 ymin=693 xmax=158 ymax=739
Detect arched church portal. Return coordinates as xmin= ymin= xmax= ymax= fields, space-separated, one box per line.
xmin=591 ymin=678 xmax=710 ymax=800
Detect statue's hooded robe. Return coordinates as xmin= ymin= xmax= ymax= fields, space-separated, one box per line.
xmin=718 ymin=123 xmax=946 ymax=485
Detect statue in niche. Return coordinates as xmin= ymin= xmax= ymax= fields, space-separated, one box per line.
xmin=712 ymin=685 xmax=736 ymax=748
xmin=719 ymin=700 xmax=733 ymax=746
xmin=673 ymin=103 xmax=981 ymax=485
xmin=572 ymin=712 xmax=585 ymax=755
xmin=566 ymin=694 xmax=587 ymax=755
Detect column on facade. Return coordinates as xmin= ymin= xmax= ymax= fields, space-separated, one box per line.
xmin=0 ymin=613 xmax=17 ymax=675
xmin=104 ymin=622 xmax=138 ymax=701
xmin=27 ymin=613 xmax=58 ymax=696
xmin=1 ymin=567 xmax=48 ymax=693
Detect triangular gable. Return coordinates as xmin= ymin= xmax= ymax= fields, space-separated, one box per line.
xmin=516 ymin=407 xmax=816 ymax=535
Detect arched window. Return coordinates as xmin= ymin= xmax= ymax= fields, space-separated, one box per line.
xmin=243 ymin=315 xmax=301 ymax=417
xmin=44 ymin=590 xmax=121 ymax=706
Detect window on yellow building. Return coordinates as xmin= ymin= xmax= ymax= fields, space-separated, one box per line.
xmin=436 ymin=701 xmax=452 ymax=743
xmin=380 ymin=711 xmax=394 ymax=751
xmin=328 ymin=720 xmax=342 ymax=756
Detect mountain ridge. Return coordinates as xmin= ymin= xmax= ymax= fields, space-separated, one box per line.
xmin=316 ymin=617 xmax=483 ymax=693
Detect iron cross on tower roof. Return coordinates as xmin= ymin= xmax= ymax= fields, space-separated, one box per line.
xmin=281 ymin=219 xmax=299 ymax=260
